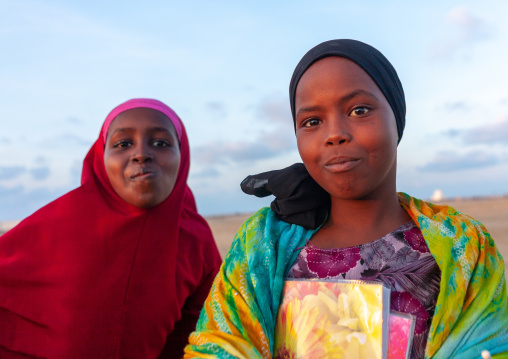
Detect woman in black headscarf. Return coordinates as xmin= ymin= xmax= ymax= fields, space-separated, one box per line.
xmin=185 ymin=40 xmax=508 ymax=359
xmin=242 ymin=39 xmax=406 ymax=229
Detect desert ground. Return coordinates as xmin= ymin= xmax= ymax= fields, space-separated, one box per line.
xmin=205 ymin=196 xmax=508 ymax=277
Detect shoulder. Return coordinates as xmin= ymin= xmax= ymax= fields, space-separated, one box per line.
xmin=225 ymin=207 xmax=315 ymax=267
xmin=399 ymin=192 xmax=500 ymax=278
xmin=398 ymin=192 xmax=492 ymax=253
xmin=0 ymin=186 xmax=92 ymax=268
xmin=235 ymin=207 xmax=309 ymax=245
xmin=4 ymin=185 xmax=88 ymax=237
xmin=239 ymin=207 xmax=277 ymax=234
xmin=228 ymin=207 xmax=276 ymax=255
xmin=398 ymin=192 xmax=488 ymax=235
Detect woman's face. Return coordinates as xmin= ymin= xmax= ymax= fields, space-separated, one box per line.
xmin=295 ymin=56 xmax=399 ymax=201
xmin=104 ymin=108 xmax=181 ymax=208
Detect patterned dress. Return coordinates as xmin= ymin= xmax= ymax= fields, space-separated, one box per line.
xmin=286 ymin=221 xmax=441 ymax=359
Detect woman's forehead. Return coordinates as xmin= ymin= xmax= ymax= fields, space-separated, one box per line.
xmin=295 ymin=57 xmax=383 ymax=103
xmin=101 ymin=99 xmax=183 ymax=143
xmin=106 ymin=108 xmax=178 ymax=140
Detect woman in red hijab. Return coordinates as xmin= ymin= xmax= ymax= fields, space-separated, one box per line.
xmin=0 ymin=99 xmax=222 ymax=358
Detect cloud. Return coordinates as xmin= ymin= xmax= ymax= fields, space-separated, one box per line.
xmin=441 ymin=101 xmax=472 ymax=112
xmin=420 ymin=150 xmax=499 ymax=172
xmin=65 ymin=116 xmax=83 ymax=125
xmin=194 ymin=97 xmax=296 ymax=166
xmin=442 ymin=128 xmax=461 ymax=138
xmin=30 ymin=166 xmax=51 ymax=180
xmin=70 ymin=161 xmax=83 ymax=185
xmin=206 ymin=101 xmax=227 ymax=117
xmin=0 ymin=184 xmax=70 ymax=221
xmin=440 ymin=118 xmax=508 ymax=145
xmin=257 ymin=97 xmax=292 ymax=124
xmin=447 ymin=7 xmax=481 ymax=28
xmin=461 ymin=118 xmax=508 ymax=145
xmin=33 ymin=156 xmax=47 ymax=164
xmin=0 ymin=166 xmax=26 ymax=180
xmin=191 ymin=166 xmax=221 ymax=179
xmin=429 ymin=7 xmax=490 ymax=59
xmin=193 ymin=139 xmax=293 ymax=165
xmin=2 ymin=1 xmax=132 ymax=43
xmin=41 ymin=132 xmax=93 ymax=148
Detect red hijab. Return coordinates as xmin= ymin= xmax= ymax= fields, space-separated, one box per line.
xmin=0 ymin=99 xmax=221 ymax=358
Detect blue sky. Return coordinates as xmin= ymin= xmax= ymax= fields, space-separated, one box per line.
xmin=1 ymin=0 xmax=508 ymax=221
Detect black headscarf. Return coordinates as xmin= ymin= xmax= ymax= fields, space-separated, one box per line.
xmin=290 ymin=39 xmax=406 ymax=142
xmin=241 ymin=39 xmax=406 ymax=229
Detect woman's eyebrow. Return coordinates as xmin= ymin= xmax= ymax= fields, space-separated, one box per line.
xmin=151 ymin=127 xmax=172 ymax=134
xmin=341 ymin=89 xmax=379 ymax=103
xmin=110 ymin=127 xmax=172 ymax=135
xmin=296 ymin=90 xmax=380 ymax=117
xmin=109 ymin=127 xmax=134 ymax=136
xmin=296 ymin=105 xmax=322 ymax=117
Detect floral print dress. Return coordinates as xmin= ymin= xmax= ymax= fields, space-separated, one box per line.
xmin=286 ymin=221 xmax=441 ymax=359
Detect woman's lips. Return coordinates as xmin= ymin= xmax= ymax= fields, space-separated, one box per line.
xmin=130 ymin=170 xmax=156 ymax=181
xmin=324 ymin=156 xmax=361 ymax=173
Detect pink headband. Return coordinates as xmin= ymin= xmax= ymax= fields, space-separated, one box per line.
xmin=101 ymin=98 xmax=183 ymax=143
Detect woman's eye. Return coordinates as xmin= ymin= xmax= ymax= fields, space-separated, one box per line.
xmin=303 ymin=118 xmax=320 ymax=127
xmin=113 ymin=140 xmax=132 ymax=148
xmin=152 ymin=139 xmax=171 ymax=147
xmin=349 ymin=106 xmax=370 ymax=117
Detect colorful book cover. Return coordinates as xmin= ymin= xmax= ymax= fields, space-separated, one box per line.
xmin=274 ymin=279 xmax=390 ymax=359
xmin=388 ymin=311 xmax=415 ymax=359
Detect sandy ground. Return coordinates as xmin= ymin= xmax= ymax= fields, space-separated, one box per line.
xmin=205 ymin=196 xmax=508 ymax=277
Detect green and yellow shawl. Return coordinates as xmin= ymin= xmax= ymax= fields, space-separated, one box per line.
xmin=185 ymin=193 xmax=508 ymax=358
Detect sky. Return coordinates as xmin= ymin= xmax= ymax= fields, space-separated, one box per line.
xmin=1 ymin=0 xmax=508 ymax=221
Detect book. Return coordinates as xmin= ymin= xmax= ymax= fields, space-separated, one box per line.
xmin=274 ymin=279 xmax=391 ymax=359
xmin=388 ymin=311 xmax=415 ymax=359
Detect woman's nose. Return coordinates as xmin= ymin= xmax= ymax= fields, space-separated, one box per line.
xmin=131 ymin=144 xmax=153 ymax=163
xmin=325 ymin=117 xmax=352 ymax=146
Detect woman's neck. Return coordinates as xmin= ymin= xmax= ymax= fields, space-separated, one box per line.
xmin=311 ymin=192 xmax=411 ymax=249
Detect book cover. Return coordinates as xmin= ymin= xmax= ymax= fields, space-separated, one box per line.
xmin=274 ymin=279 xmax=390 ymax=359
xmin=388 ymin=311 xmax=415 ymax=359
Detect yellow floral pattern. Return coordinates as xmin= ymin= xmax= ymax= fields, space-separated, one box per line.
xmin=274 ymin=280 xmax=386 ymax=358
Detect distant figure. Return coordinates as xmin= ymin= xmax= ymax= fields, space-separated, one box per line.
xmin=185 ymin=40 xmax=508 ymax=358
xmin=430 ymin=189 xmax=444 ymax=202
xmin=0 ymin=99 xmax=222 ymax=358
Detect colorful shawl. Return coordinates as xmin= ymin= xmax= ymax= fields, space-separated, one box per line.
xmin=185 ymin=193 xmax=508 ymax=359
